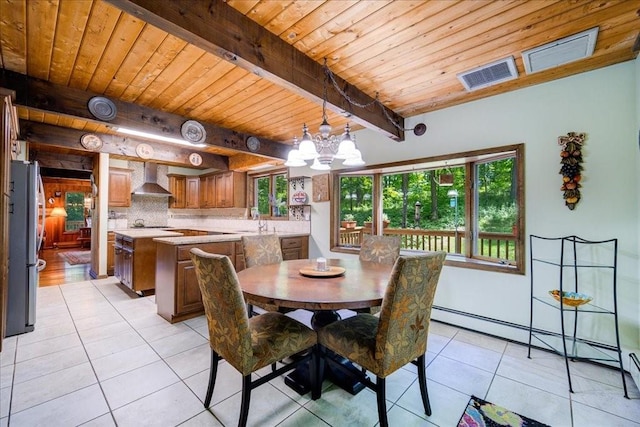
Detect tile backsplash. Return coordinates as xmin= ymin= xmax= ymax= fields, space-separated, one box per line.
xmin=128 ymin=195 xmax=171 ymax=227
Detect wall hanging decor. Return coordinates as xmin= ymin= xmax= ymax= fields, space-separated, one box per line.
xmin=558 ymin=132 xmax=585 ymax=210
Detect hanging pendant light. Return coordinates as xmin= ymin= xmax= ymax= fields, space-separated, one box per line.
xmin=284 ymin=59 xmax=427 ymax=170
xmin=286 ymin=62 xmax=364 ymax=170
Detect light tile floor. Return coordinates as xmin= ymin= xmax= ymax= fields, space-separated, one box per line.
xmin=1 ymin=277 xmax=638 ymax=426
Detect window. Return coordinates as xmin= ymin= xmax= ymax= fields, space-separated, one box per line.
xmin=331 ymin=144 xmax=524 ymax=274
xmin=337 ymin=175 xmax=373 ymax=247
xmin=251 ymin=170 xmax=288 ymax=218
xmin=64 ymin=192 xmax=85 ymax=232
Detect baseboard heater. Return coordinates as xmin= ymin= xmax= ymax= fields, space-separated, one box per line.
xmin=433 ymin=305 xmax=631 ymax=375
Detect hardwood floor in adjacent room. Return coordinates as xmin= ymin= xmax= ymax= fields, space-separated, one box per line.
xmin=38 ymin=248 xmax=92 ymax=287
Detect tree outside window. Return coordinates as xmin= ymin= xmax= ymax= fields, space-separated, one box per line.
xmin=253 ymin=172 xmax=288 ymax=218
xmin=332 ymin=144 xmax=524 ymax=274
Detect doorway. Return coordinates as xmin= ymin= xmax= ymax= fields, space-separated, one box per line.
xmin=38 ymin=247 xmax=92 ymax=286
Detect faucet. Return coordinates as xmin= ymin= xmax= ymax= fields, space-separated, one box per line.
xmin=257 ymin=217 xmax=267 ymax=233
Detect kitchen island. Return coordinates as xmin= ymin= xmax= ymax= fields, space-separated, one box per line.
xmin=154 ymin=232 xmax=309 ymax=323
xmin=113 ymin=229 xmax=184 ymax=295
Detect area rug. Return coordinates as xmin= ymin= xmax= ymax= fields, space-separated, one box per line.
xmin=457 ymin=395 xmax=551 ymax=427
xmin=59 ymin=251 xmax=91 ymax=265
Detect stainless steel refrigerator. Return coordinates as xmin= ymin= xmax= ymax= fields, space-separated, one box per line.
xmin=7 ymin=160 xmax=46 ymax=336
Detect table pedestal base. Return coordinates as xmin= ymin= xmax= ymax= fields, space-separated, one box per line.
xmin=284 ymin=309 xmax=368 ymax=396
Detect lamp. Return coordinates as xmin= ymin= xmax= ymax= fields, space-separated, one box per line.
xmin=50 ymin=207 xmax=67 ymax=249
xmin=287 ymin=64 xmax=363 ymax=170
xmin=50 ymin=207 xmax=68 ymax=217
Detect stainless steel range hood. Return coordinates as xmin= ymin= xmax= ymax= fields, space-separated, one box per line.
xmin=132 ymin=162 xmax=172 ymax=197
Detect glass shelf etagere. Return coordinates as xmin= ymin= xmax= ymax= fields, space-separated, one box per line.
xmin=528 ymin=235 xmax=628 ymax=398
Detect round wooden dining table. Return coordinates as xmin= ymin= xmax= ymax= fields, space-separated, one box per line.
xmin=237 ymin=258 xmax=394 ymax=314
xmin=237 ymin=258 xmax=395 ymax=395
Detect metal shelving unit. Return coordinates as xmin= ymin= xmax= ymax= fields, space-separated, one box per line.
xmin=528 ymin=235 xmax=628 ymax=398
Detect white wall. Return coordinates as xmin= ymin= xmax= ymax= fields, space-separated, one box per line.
xmin=301 ymin=61 xmax=640 ymax=362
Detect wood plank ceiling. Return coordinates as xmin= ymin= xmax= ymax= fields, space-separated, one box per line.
xmin=0 ymin=0 xmax=638 ymax=172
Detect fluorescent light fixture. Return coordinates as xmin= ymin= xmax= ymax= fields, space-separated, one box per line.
xmin=113 ymin=126 xmax=207 ymax=148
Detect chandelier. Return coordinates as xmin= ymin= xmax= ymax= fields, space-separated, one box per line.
xmin=284 ymin=59 xmax=427 ymax=170
xmin=285 ymin=64 xmax=364 ymax=170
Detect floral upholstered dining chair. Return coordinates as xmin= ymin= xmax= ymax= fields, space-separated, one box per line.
xmin=241 ymin=234 xmax=283 ymax=267
xmin=190 ymin=248 xmax=318 ymax=427
xmin=359 ymin=235 xmax=401 ymax=264
xmin=240 ymin=234 xmax=290 ymax=315
xmin=318 ymin=252 xmax=446 ymax=427
xmin=356 ymin=235 xmax=402 ymax=314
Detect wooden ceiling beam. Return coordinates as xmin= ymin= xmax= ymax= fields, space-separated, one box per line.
xmin=0 ymin=69 xmax=290 ymax=160
xmin=20 ymin=121 xmax=230 ymax=170
xmin=105 ymin=0 xmax=405 ymax=141
xmin=29 ymin=151 xmax=94 ymax=172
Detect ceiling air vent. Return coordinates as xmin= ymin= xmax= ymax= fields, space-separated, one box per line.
xmin=522 ymin=27 xmax=598 ymax=74
xmin=457 ymin=56 xmax=518 ymax=92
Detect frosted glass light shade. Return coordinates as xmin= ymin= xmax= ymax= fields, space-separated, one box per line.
xmin=284 ymin=148 xmax=307 ymax=167
xmin=298 ymin=138 xmax=317 ymax=160
xmin=342 ymin=150 xmax=365 ymax=166
xmin=310 ymin=158 xmax=331 ymax=170
xmin=334 ymin=138 xmax=356 ymax=159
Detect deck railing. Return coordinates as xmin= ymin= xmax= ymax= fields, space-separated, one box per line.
xmin=339 ymin=227 xmax=517 ymax=261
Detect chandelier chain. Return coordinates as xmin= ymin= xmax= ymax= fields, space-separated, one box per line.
xmin=323 ymin=60 xmax=413 ymax=132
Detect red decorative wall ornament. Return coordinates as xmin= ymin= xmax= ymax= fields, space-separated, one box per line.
xmin=558 ymin=132 xmax=585 ymax=210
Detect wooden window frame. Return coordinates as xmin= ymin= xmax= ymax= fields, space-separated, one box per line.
xmin=330 ymin=143 xmax=525 ymax=275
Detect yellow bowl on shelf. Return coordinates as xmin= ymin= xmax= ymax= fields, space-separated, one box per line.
xmin=549 ymin=290 xmax=592 ymax=307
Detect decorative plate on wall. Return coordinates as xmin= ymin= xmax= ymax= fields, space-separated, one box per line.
xmin=87 ymin=96 xmax=117 ymax=121
xmin=135 ymin=143 xmax=154 ymax=159
xmin=181 ymin=120 xmax=207 ymax=144
xmin=188 ymin=152 xmax=203 ymax=166
xmin=292 ymin=190 xmax=308 ymax=204
xmin=246 ymin=136 xmax=260 ymax=152
xmin=80 ymin=134 xmax=103 ymax=151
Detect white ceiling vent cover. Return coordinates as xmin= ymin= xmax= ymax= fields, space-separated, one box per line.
xmin=522 ymin=27 xmax=599 ymax=74
xmin=457 ymin=56 xmax=518 ymax=92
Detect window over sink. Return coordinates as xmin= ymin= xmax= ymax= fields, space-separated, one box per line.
xmin=250 ymin=169 xmax=288 ymax=219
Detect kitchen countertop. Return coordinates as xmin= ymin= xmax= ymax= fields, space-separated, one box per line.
xmin=113 ymin=229 xmax=184 ymax=238
xmin=153 ymin=230 xmax=309 ymax=246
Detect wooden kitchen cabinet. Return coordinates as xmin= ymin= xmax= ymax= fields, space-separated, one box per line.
xmin=156 ymin=241 xmax=235 ymax=323
xmin=155 ymin=235 xmax=309 ymax=322
xmin=168 ymin=174 xmax=186 ymax=208
xmin=199 ymin=174 xmax=216 ymax=208
xmin=114 ymin=234 xmax=158 ymax=294
xmin=108 ymin=168 xmax=132 ymax=207
xmin=184 ymin=176 xmax=200 ymax=209
xmin=234 ymin=241 xmax=245 ymax=271
xmin=185 ymin=176 xmax=200 ymax=208
xmin=215 ymin=171 xmax=246 ymax=208
xmin=280 ymin=236 xmax=309 ymax=260
xmin=234 ymin=235 xmax=309 ymax=272
xmin=198 ymin=171 xmax=246 ymax=208
xmin=107 ymin=232 xmax=115 ymax=276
